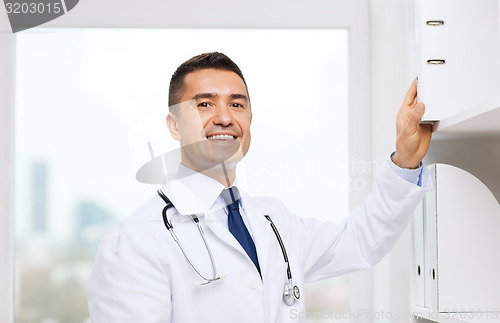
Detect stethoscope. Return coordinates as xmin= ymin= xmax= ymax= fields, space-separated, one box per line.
xmin=157 ymin=189 xmax=301 ymax=306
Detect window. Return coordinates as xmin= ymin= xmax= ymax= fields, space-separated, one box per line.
xmin=15 ymin=28 xmax=349 ymax=322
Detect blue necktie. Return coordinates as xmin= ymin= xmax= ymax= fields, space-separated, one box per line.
xmin=223 ymin=187 xmax=261 ymax=275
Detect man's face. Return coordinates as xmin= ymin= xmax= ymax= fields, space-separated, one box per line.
xmin=167 ymin=68 xmax=252 ymax=172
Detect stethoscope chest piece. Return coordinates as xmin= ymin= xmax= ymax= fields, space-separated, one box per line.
xmin=283 ymin=280 xmax=300 ymax=306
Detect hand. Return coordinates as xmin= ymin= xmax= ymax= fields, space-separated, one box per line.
xmin=392 ymin=78 xmax=432 ymax=169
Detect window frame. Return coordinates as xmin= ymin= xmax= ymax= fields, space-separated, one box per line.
xmin=0 ymin=33 xmax=15 ymax=323
xmin=0 ymin=0 xmax=371 ymax=321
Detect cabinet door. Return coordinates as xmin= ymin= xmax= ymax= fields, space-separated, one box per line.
xmin=415 ymin=0 xmax=500 ymax=122
xmin=436 ymin=163 xmax=500 ymax=312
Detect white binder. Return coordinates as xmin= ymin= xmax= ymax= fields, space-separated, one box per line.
xmin=414 ymin=0 xmax=500 ymax=122
xmin=413 ymin=200 xmax=426 ymax=307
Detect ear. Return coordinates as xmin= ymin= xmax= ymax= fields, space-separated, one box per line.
xmin=166 ymin=112 xmax=181 ymax=141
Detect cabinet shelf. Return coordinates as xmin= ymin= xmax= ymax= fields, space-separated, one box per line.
xmin=432 ymin=96 xmax=500 ymax=140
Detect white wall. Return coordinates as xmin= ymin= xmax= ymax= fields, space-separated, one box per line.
xmin=0 ymin=9 xmax=15 ymax=323
xmin=370 ymin=0 xmax=415 ymax=322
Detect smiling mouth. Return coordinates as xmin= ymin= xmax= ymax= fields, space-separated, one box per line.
xmin=207 ymin=134 xmax=237 ymax=140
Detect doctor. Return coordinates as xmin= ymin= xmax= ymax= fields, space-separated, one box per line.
xmin=88 ymin=52 xmax=432 ymax=322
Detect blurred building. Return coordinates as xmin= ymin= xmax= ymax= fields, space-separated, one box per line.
xmin=32 ymin=161 xmax=47 ymax=233
xmin=76 ymin=201 xmax=114 ymax=250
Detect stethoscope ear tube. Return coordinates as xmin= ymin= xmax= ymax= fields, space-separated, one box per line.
xmin=162 ymin=205 xmax=173 ymax=230
xmin=158 ymin=190 xmax=174 ymax=230
xmin=157 ymin=189 xmax=171 ymax=205
xmin=264 ymin=215 xmax=300 ymax=305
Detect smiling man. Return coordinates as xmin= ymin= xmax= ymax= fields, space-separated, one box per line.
xmin=166 ymin=67 xmax=252 ymax=187
xmin=88 ymin=52 xmax=432 ymax=323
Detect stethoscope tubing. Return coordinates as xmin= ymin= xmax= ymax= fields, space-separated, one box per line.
xmin=159 ymin=190 xmax=220 ymax=284
xmin=264 ymin=215 xmax=292 ymax=281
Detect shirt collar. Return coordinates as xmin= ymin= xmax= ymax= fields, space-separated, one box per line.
xmin=159 ymin=164 xmax=242 ymax=216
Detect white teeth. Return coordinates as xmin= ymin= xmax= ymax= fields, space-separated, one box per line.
xmin=208 ymin=134 xmax=235 ymax=140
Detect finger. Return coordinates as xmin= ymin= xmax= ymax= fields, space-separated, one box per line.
xmin=411 ymin=93 xmax=417 ymax=108
xmin=416 ymin=123 xmax=433 ymax=157
xmin=404 ymin=102 xmax=425 ymax=136
xmin=402 ymin=78 xmax=418 ymax=106
xmin=397 ymin=94 xmax=417 ymax=127
xmin=420 ymin=123 xmax=433 ymax=145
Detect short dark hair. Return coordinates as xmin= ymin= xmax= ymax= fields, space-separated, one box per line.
xmin=168 ymin=52 xmax=249 ymax=109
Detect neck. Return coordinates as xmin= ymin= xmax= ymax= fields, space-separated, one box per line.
xmin=182 ymin=162 xmax=237 ymax=188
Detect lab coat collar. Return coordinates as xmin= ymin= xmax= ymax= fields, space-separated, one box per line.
xmin=159 ymin=164 xmax=243 ymax=216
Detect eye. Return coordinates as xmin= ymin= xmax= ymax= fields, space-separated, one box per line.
xmin=231 ymin=103 xmax=244 ymax=108
xmin=197 ymin=102 xmax=212 ymax=109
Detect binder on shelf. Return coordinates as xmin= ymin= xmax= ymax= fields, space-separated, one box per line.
xmin=413 ymin=200 xmax=426 ymax=308
xmin=424 ymin=173 xmax=437 ymax=313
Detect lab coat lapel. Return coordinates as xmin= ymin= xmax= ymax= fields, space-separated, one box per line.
xmin=243 ymin=194 xmax=288 ymax=320
xmin=203 ymin=207 xmax=253 ymax=263
xmin=241 ymin=194 xmax=275 ymax=281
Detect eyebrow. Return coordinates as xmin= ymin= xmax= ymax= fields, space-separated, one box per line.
xmin=192 ymin=93 xmax=249 ymax=101
xmin=229 ymin=94 xmax=249 ymax=101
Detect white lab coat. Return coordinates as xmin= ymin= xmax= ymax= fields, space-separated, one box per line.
xmin=88 ymin=159 xmax=431 ymax=322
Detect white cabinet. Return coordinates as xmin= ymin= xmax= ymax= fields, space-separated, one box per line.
xmin=414 ymin=164 xmax=500 ymax=315
xmin=411 ymin=0 xmax=500 ymax=322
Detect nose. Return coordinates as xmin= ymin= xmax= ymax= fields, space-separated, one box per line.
xmin=211 ymin=104 xmax=233 ymax=126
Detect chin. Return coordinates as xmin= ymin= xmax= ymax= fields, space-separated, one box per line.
xmin=181 ymin=138 xmax=248 ymax=171
xmin=210 ymin=149 xmax=244 ymax=167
